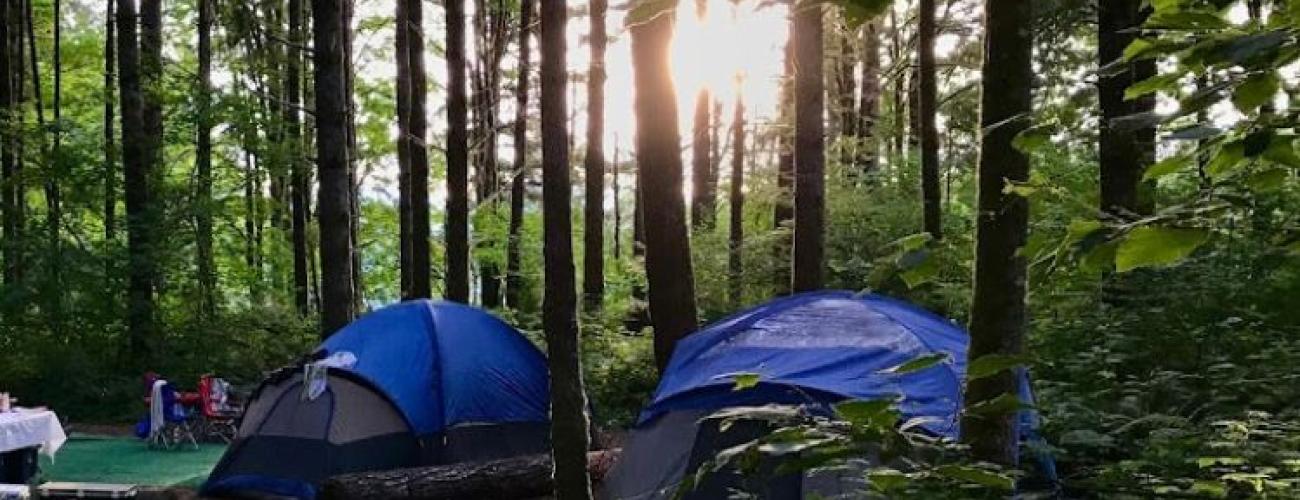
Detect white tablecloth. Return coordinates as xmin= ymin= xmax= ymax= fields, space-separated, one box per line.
xmin=0 ymin=409 xmax=66 ymax=458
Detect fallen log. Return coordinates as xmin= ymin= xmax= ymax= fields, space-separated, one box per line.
xmin=320 ymin=449 xmax=621 ymax=500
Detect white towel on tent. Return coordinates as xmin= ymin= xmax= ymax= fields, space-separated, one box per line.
xmin=149 ymin=379 xmax=167 ymax=437
xmin=304 ymin=352 xmax=357 ymax=401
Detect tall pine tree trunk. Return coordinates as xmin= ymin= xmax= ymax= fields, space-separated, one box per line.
xmin=690 ymin=89 xmax=713 ymax=230
xmin=406 ymin=0 xmax=431 ymax=300
xmin=539 ymin=2 xmax=593 ymax=498
xmin=632 ymin=0 xmax=699 ymax=372
xmin=583 ymin=0 xmax=607 ymax=311
xmin=889 ymin=9 xmax=905 ymax=162
xmin=962 ymin=0 xmax=1033 ymax=466
xmin=506 ymin=0 xmax=533 ymax=311
xmin=1098 ymin=0 xmax=1155 ymax=219
xmin=444 ymin=0 xmax=471 ymax=304
xmin=396 ymin=0 xmax=413 ymax=299
xmin=119 ymin=0 xmax=158 ymax=365
xmin=103 ymin=0 xmax=117 ymax=243
xmin=289 ymin=0 xmax=311 ymax=315
xmin=49 ymin=0 xmax=64 ymax=324
xmin=0 ymin=0 xmax=16 ymax=289
xmin=773 ymin=36 xmax=794 ymax=296
xmin=792 ymin=3 xmax=825 ymax=293
xmin=196 ymin=0 xmax=217 ymax=317
xmin=312 ymin=0 xmax=355 ymax=337
xmin=918 ymin=0 xmax=942 ymax=239
xmin=856 ymin=19 xmax=880 ymax=175
xmin=728 ymin=96 xmax=745 ymax=309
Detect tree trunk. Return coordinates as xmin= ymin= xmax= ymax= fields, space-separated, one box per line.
xmin=856 ymin=19 xmax=880 ymax=175
xmin=49 ymin=0 xmax=64 ymax=324
xmin=962 ymin=0 xmax=1033 ymax=467
xmin=312 ymin=0 xmax=356 ymax=337
xmin=343 ymin=0 xmax=363 ymax=313
xmin=583 ymin=0 xmax=607 ymax=312
xmin=539 ymin=2 xmax=594 ymax=498
xmin=396 ymin=0 xmax=413 ymax=299
xmin=773 ymin=36 xmax=794 ymax=296
xmin=728 ymin=97 xmax=745 ymax=309
xmin=611 ymin=137 xmax=621 ymax=260
xmin=102 ymin=0 xmax=116 ymax=243
xmin=833 ymin=15 xmax=857 ymax=145
xmin=791 ymin=3 xmax=825 ymax=293
xmin=0 ymin=0 xmax=17 ymax=289
xmin=289 ymin=0 xmax=311 ymax=316
xmin=1098 ymin=0 xmax=1155 ymax=219
xmin=196 ymin=0 xmax=217 ymax=317
xmin=631 ymin=0 xmax=699 ymax=373
xmin=444 ymin=0 xmax=471 ymax=304
xmin=119 ymin=0 xmax=158 ymax=366
xmin=889 ymin=9 xmax=905 ymax=161
xmin=406 ymin=0 xmax=431 ymax=300
xmin=690 ymin=89 xmax=713 ymax=230
xmin=918 ymin=0 xmax=942 ymax=239
xmin=506 ymin=0 xmax=533 ymax=311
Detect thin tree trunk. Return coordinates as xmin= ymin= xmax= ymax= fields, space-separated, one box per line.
xmin=506 ymin=0 xmax=533 ymax=311
xmin=396 ymin=0 xmax=413 ymax=299
xmin=0 ymin=0 xmax=19 ymax=289
xmin=407 ymin=0 xmax=431 ymax=300
xmin=791 ymin=3 xmax=825 ymax=293
xmin=728 ymin=97 xmax=745 ymax=309
xmin=583 ymin=0 xmax=607 ymax=311
xmin=49 ymin=0 xmax=63 ymax=318
xmin=343 ymin=0 xmax=363 ymax=312
xmin=611 ymin=136 xmax=620 ymax=260
xmin=312 ymin=0 xmax=356 ymax=337
xmin=889 ymin=8 xmax=905 ymax=162
xmin=444 ymin=0 xmax=471 ymax=304
xmin=196 ymin=0 xmax=217 ymax=317
xmin=119 ymin=0 xmax=158 ymax=365
xmin=918 ymin=0 xmax=942 ymax=239
xmin=773 ymin=35 xmax=794 ymax=296
xmin=1098 ymin=0 xmax=1155 ymax=219
xmin=834 ymin=15 xmax=857 ymax=145
xmin=289 ymin=0 xmax=311 ymax=315
xmin=856 ymin=19 xmax=880 ymax=175
xmin=103 ymin=0 xmax=116 ymax=241
xmin=690 ymin=89 xmax=712 ymax=230
xmin=631 ymin=0 xmax=699 ymax=373
xmin=962 ymin=0 xmax=1033 ymax=466
xmin=539 ymin=2 xmax=593 ymax=498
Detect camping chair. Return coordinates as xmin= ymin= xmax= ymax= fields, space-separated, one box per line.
xmin=146 ymin=381 xmax=198 ymax=450
xmin=197 ymin=375 xmax=241 ymax=443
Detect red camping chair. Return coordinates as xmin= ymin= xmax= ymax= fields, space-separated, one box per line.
xmin=197 ymin=375 xmax=241 ymax=443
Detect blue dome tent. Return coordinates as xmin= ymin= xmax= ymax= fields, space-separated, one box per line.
xmin=203 ymin=300 xmax=551 ymax=499
xmin=602 ymin=290 xmax=1054 ymax=500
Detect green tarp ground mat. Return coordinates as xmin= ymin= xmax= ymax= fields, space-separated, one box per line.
xmin=38 ymin=435 xmax=226 ymax=488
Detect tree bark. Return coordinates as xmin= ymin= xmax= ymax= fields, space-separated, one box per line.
xmin=320 ymin=451 xmax=620 ymax=500
xmin=856 ymin=19 xmax=880 ymax=175
xmin=792 ymin=3 xmax=825 ymax=293
xmin=49 ymin=0 xmax=64 ymax=320
xmin=918 ymin=0 xmax=942 ymax=239
xmin=406 ymin=0 xmax=431 ymax=300
xmin=773 ymin=36 xmax=794 ymax=296
xmin=196 ymin=0 xmax=217 ymax=317
xmin=0 ymin=0 xmax=17 ymax=288
xmin=539 ymin=2 xmax=594 ymax=498
xmin=961 ymin=0 xmax=1034 ymax=467
xmin=506 ymin=0 xmax=533 ymax=311
xmin=889 ymin=8 xmax=905 ymax=161
xmin=1098 ymin=0 xmax=1155 ymax=219
xmin=444 ymin=0 xmax=470 ymax=304
xmin=289 ymin=0 xmax=311 ymax=316
xmin=690 ymin=89 xmax=713 ymax=230
xmin=728 ymin=97 xmax=745 ymax=309
xmin=119 ymin=0 xmax=158 ymax=365
xmin=396 ymin=0 xmax=413 ymax=299
xmin=631 ymin=0 xmax=699 ymax=373
xmin=582 ymin=0 xmax=607 ymax=311
xmin=312 ymin=0 xmax=356 ymax=337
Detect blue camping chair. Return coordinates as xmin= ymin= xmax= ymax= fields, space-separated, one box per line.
xmin=145 ymin=382 xmax=198 ymax=450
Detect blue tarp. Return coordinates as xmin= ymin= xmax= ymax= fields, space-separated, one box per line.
xmin=641 ymin=290 xmax=1041 ymax=446
xmin=319 ymin=300 xmax=550 ymax=436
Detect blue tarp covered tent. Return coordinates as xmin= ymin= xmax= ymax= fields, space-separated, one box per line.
xmin=203 ymin=300 xmax=551 ymax=499
xmin=603 ymin=290 xmax=1054 ymax=500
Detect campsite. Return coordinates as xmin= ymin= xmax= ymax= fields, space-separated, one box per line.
xmin=2 ymin=0 xmax=1300 ymax=498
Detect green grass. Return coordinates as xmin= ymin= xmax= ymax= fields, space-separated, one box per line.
xmin=38 ymin=435 xmax=226 ymax=488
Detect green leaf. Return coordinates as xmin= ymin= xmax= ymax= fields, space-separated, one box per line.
xmin=1263 ymin=136 xmax=1300 ymax=169
xmin=1198 ymin=456 xmax=1247 ymax=468
xmin=1190 ymin=480 xmax=1229 ymax=498
xmin=1116 ymin=226 xmax=1211 ymax=272
xmin=1246 ymin=169 xmax=1288 ymax=192
xmin=626 ymin=0 xmax=677 ymax=27
xmin=898 ymin=252 xmax=940 ymax=289
xmin=1144 ymin=154 xmax=1192 ymax=181
xmin=868 ymin=469 xmax=912 ymax=493
xmin=1126 ymin=73 xmax=1182 ymax=101
xmin=730 ymin=372 xmax=761 ymax=391
xmin=964 ymin=393 xmax=1028 ymax=418
xmin=967 ymin=354 xmax=1031 ymax=381
xmin=882 ymin=353 xmax=949 ymax=375
xmin=835 ymin=399 xmax=900 ymax=429
xmin=1012 ymin=122 xmax=1055 ymax=153
xmin=828 ymin=0 xmax=895 ymax=28
xmin=935 ymin=465 xmax=1015 ymax=490
xmin=1287 ymin=240 xmax=1300 ymax=256
xmin=1232 ymin=72 xmax=1280 ymax=114
xmin=1147 ymin=9 xmax=1230 ymax=30
xmin=1206 ymin=141 xmax=1246 ymax=178
xmin=890 ymin=233 xmax=933 ymax=252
